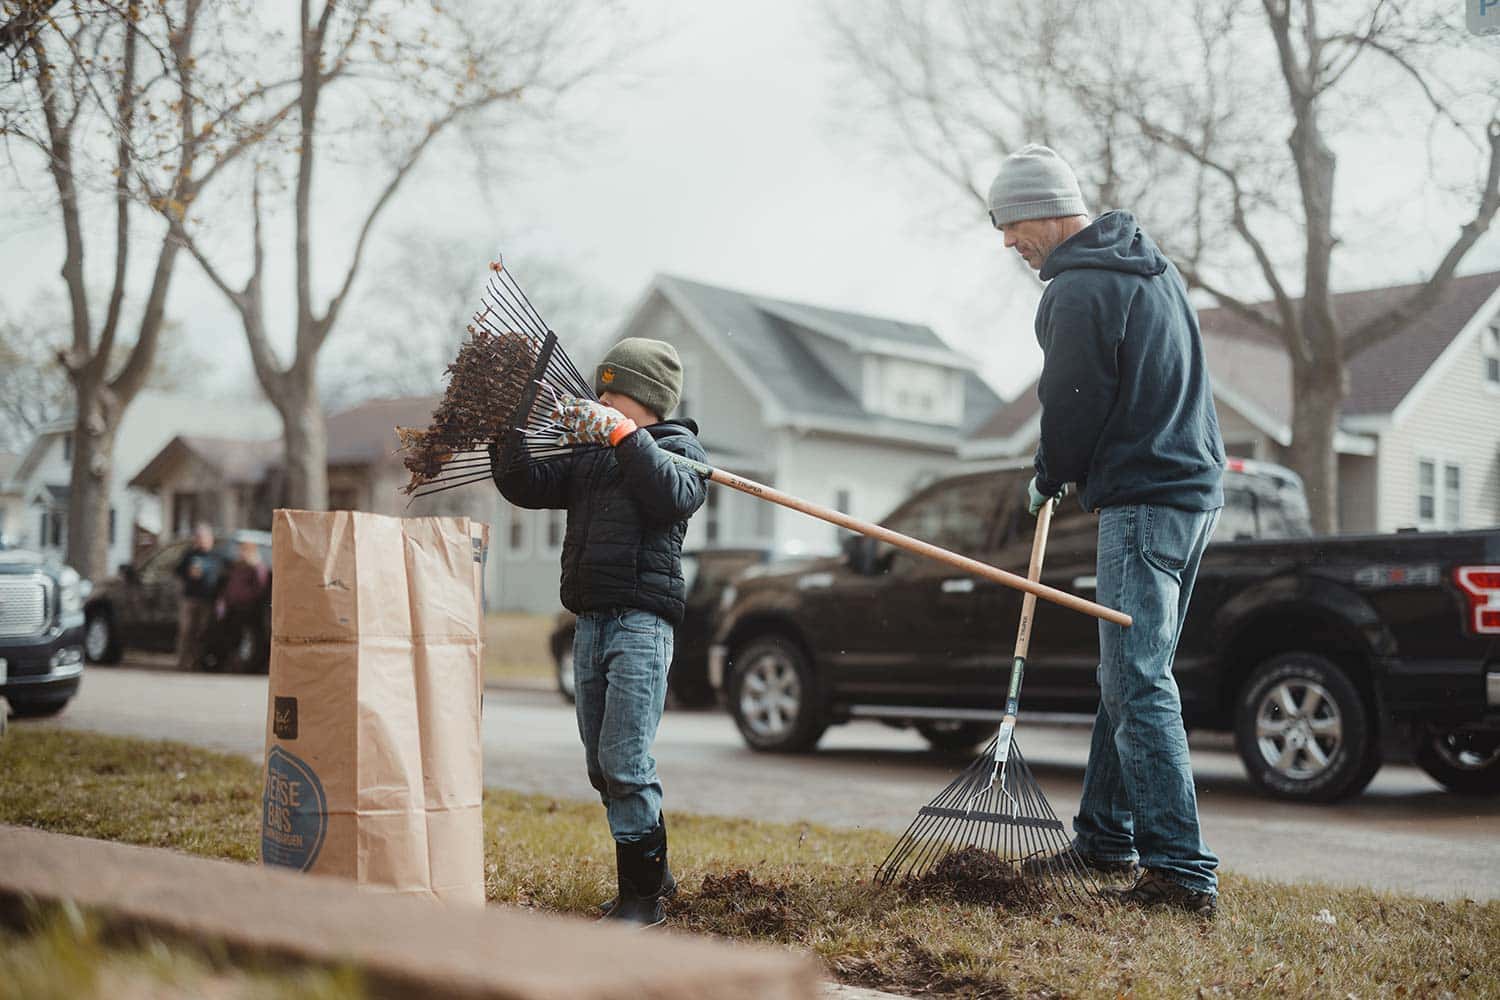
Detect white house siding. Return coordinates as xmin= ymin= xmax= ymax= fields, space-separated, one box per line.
xmin=1214 ymin=403 xmax=1276 ymax=461
xmin=1377 ymin=332 xmax=1500 ymax=531
xmin=1337 ymin=454 xmax=1379 ymax=534
xmin=626 ymin=294 xmax=769 ymax=461
xmin=768 ymin=429 xmax=956 ymax=555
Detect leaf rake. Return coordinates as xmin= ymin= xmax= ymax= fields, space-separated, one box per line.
xmin=875 ymin=499 xmax=1100 ymax=910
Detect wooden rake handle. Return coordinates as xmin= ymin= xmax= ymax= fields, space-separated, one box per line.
xmin=675 ymin=459 xmax=1131 ymax=628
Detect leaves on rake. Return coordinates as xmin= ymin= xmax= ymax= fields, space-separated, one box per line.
xmin=397 ymin=325 xmax=539 ymax=494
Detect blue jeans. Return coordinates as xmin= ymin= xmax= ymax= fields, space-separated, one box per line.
xmin=1072 ymin=503 xmax=1221 ymax=894
xmin=573 ymin=609 xmax=674 ymax=843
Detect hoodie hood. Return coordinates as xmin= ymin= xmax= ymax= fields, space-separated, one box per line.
xmin=646 ymin=418 xmax=700 ymax=441
xmin=1040 ymin=210 xmax=1167 ymax=282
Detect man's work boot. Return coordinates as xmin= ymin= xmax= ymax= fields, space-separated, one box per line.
xmin=603 ymin=821 xmax=670 ymax=928
xmin=1099 ymin=868 xmax=1217 ymax=919
xmin=599 ymin=815 xmax=676 ymax=917
xmin=1022 ymin=845 xmax=1139 ymax=879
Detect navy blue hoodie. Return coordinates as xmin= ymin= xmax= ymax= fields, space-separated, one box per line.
xmin=1033 ymin=211 xmax=1225 ymax=512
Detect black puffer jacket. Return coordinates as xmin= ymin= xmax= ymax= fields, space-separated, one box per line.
xmin=491 ymin=420 xmax=708 ymax=624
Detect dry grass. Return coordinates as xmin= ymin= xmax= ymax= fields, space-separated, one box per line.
xmin=0 ymin=904 xmax=365 ymax=1000
xmin=3 ymin=728 xmax=1497 ymax=998
xmin=483 ymin=611 xmax=560 ymax=687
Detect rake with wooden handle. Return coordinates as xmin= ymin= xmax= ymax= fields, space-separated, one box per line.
xmin=874 ymin=497 xmax=1100 ymax=909
xmin=398 ymin=256 xmax=1131 ymax=628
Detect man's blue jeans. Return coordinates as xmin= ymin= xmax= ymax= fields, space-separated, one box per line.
xmin=1072 ymin=503 xmax=1221 ymax=895
xmin=573 ymin=609 xmax=674 ymax=844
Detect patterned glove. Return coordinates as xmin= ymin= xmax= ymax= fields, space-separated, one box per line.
xmin=551 ymin=396 xmax=638 ymax=447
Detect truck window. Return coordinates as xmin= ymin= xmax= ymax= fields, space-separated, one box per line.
xmin=1216 ymin=487 xmax=1259 ymax=541
xmin=883 ymin=475 xmax=1003 ymax=555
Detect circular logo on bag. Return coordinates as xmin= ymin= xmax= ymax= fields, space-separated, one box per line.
xmin=601 ymin=367 xmax=616 ymax=384
xmin=261 ymin=745 xmax=328 ymax=871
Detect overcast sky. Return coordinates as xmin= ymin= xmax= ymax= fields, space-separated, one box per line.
xmin=6 ymin=0 xmax=1500 ymax=408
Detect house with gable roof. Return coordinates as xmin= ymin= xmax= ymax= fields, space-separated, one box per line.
xmin=964 ymin=271 xmax=1500 ymax=533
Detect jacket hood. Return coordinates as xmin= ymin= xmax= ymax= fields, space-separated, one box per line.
xmin=647 ymin=418 xmax=700 ymax=440
xmin=1040 ymin=210 xmax=1167 ymax=281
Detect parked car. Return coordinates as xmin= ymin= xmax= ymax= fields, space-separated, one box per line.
xmin=83 ymin=531 xmax=273 ymax=673
xmin=549 ymin=548 xmax=770 ymax=706
xmin=0 ymin=545 xmax=87 ymax=717
xmin=709 ymin=459 xmax=1500 ymax=802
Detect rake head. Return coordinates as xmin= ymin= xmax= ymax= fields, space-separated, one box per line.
xmin=397 ymin=256 xmax=600 ymax=498
xmin=876 ymin=736 xmax=1098 ymax=910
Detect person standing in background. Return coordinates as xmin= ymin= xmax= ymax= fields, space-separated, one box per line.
xmin=174 ymin=523 xmax=223 ymax=671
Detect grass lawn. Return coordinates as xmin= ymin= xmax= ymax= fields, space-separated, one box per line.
xmin=483 ymin=611 xmax=559 ymax=687
xmin=3 ymin=727 xmax=1497 ymax=998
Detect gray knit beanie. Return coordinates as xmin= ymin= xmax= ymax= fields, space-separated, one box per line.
xmin=986 ymin=144 xmax=1088 ymax=228
xmin=595 ymin=337 xmax=683 ymax=418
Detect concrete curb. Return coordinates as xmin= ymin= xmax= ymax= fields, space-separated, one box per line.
xmin=0 ymin=825 xmax=821 ymax=1000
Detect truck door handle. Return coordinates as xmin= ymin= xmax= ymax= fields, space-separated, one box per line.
xmin=940 ymin=578 xmax=976 ymax=594
xmin=1073 ymin=575 xmax=1097 ymax=591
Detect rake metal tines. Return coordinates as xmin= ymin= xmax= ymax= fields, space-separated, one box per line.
xmin=875 ymin=737 xmax=1099 ymax=910
xmin=399 ymin=255 xmax=602 ymax=499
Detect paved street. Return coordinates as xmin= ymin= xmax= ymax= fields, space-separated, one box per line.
xmin=30 ymin=665 xmax=1500 ymax=901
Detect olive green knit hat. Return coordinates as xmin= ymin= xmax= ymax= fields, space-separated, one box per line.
xmin=594 ymin=337 xmax=683 ymax=418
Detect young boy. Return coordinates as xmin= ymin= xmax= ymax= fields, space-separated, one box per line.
xmin=490 ymin=337 xmax=707 ymax=927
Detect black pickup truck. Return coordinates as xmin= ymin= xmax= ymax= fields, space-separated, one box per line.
xmin=708 ymin=460 xmax=1500 ymax=802
xmin=0 ymin=545 xmax=87 ymax=718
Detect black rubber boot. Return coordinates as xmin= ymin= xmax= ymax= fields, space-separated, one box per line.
xmin=599 ymin=815 xmax=675 ymax=916
xmin=603 ymin=820 xmax=669 ymax=928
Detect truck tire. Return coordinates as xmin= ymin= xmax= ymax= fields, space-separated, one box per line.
xmin=83 ymin=607 xmax=122 ymax=664
xmin=1412 ymin=728 xmax=1500 ymax=796
xmin=918 ymin=721 xmax=997 ymax=754
xmin=667 ymin=662 xmax=718 ymax=709
xmin=554 ymin=639 xmax=576 ymax=704
xmin=1234 ymin=652 xmax=1380 ymax=803
xmin=727 ymin=635 xmax=826 ymax=753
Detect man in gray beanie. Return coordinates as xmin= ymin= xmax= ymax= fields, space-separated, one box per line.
xmin=989 ymin=143 xmax=1227 ymax=918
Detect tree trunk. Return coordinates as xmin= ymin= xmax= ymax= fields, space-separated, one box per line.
xmin=278 ymin=378 xmax=328 ymax=511
xmin=65 ymin=379 xmax=119 ymax=580
xmin=1286 ymin=358 xmax=1344 ymax=534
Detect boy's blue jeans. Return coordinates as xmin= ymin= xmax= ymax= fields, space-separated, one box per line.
xmin=572 ymin=609 xmax=674 ymax=844
xmin=1072 ymin=503 xmax=1221 ymax=895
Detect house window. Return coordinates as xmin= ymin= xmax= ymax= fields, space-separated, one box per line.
xmin=1418 ymin=459 xmax=1463 ymax=528
xmin=674 ymin=349 xmax=700 ymax=420
xmin=508 ymin=509 xmax=527 ymax=555
xmin=1443 ymin=463 xmax=1462 ymax=527
xmin=172 ymin=492 xmax=200 ymax=537
xmin=1417 ymin=460 xmax=1436 ymax=525
xmin=108 ymin=507 xmax=116 ymax=546
xmin=704 ymin=488 xmax=721 ymax=545
xmin=545 ymin=509 xmax=564 ymax=551
xmin=62 ymin=433 xmax=72 ymax=462
xmin=1485 ymin=326 xmax=1500 ymax=387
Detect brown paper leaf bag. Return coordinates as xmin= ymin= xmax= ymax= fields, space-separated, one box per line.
xmin=261 ymin=509 xmax=488 ymax=905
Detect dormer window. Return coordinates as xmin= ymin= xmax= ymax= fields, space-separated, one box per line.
xmin=1485 ymin=325 xmax=1500 ymax=388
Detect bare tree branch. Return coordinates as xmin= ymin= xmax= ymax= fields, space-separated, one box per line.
xmin=1348 ymin=120 xmax=1500 ymax=355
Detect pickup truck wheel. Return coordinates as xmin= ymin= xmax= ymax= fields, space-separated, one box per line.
xmin=555 ymin=640 xmax=576 ymax=704
xmin=83 ymin=609 xmax=122 ymax=664
xmin=727 ymin=636 xmax=826 ymax=753
xmin=1412 ymin=728 xmax=1500 ymax=796
xmin=918 ymin=721 xmax=998 ymax=754
xmin=1235 ymin=653 xmax=1379 ymax=803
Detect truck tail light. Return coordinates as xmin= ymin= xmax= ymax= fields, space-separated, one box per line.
xmin=1455 ymin=566 xmax=1500 ymax=635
